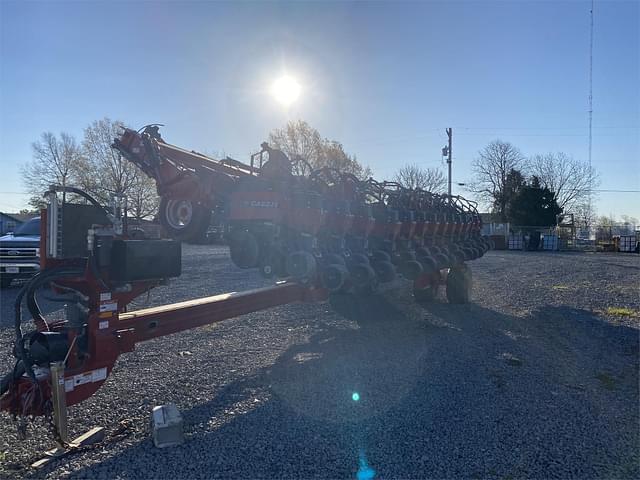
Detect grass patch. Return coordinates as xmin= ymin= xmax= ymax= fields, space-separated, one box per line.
xmin=499 ymin=352 xmax=523 ymax=367
xmin=595 ymin=372 xmax=617 ymax=390
xmin=605 ymin=307 xmax=637 ymax=317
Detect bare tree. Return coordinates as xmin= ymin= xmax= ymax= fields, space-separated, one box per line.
xmin=22 ymin=132 xmax=83 ymax=207
xmin=394 ymin=164 xmax=446 ymax=192
xmin=594 ymin=214 xmax=619 ymax=241
xmin=469 ymin=140 xmax=526 ymax=221
xmin=268 ymin=120 xmax=323 ymax=176
xmin=573 ymin=201 xmax=597 ymax=230
xmin=268 ymin=120 xmax=370 ymax=179
xmin=528 ymin=152 xmax=599 ymax=212
xmin=80 ymin=118 xmax=136 ymax=201
xmin=80 ymin=118 xmax=158 ymax=219
xmin=127 ymin=173 xmax=160 ymax=220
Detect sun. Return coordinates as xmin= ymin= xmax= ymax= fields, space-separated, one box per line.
xmin=271 ymin=75 xmax=301 ymax=106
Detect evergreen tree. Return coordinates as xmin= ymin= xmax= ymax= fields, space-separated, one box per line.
xmin=507 ymin=176 xmax=562 ymax=227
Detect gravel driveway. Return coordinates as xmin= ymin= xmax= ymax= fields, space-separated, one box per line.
xmin=1 ymin=246 xmax=638 ymax=479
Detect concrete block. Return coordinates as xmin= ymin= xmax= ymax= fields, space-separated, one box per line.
xmin=151 ymin=404 xmax=184 ymax=448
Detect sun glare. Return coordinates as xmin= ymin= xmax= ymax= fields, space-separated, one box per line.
xmin=271 ymin=75 xmax=301 ymax=106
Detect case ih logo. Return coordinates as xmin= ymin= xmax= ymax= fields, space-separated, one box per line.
xmin=244 ymin=201 xmax=279 ymax=208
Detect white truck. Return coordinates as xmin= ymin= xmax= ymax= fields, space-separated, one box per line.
xmin=0 ymin=217 xmax=40 ymax=288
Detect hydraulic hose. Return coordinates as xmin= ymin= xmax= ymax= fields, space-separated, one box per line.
xmin=0 ymin=361 xmax=25 ymax=397
xmin=48 ymin=185 xmax=108 ymax=214
xmin=14 ymin=268 xmax=84 ymax=387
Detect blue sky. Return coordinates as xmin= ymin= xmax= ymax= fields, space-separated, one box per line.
xmin=1 ymin=0 xmax=638 ymax=219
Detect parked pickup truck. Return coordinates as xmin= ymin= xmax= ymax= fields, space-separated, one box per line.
xmin=0 ymin=217 xmax=40 ymax=288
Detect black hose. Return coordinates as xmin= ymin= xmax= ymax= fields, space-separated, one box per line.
xmin=26 ymin=288 xmax=47 ymax=330
xmin=24 ymin=268 xmax=83 ymax=333
xmin=49 ymin=186 xmax=108 ymax=214
xmin=0 ymin=361 xmax=25 ymax=397
xmin=88 ymin=253 xmax=108 ymax=290
xmin=15 ymin=268 xmax=83 ymax=386
xmin=40 ymin=280 xmax=88 ymax=303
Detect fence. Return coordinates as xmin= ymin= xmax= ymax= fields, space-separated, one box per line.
xmin=487 ymin=223 xmax=639 ymax=253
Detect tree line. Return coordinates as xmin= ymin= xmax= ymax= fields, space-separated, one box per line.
xmin=270 ymin=124 xmax=599 ymax=229
xmin=21 ymin=119 xmax=377 ymax=221
xmin=21 ymin=119 xmax=598 ymax=229
xmin=470 ymin=140 xmax=599 ymax=228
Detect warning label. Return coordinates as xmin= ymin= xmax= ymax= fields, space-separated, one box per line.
xmin=63 ymin=367 xmax=108 ymax=392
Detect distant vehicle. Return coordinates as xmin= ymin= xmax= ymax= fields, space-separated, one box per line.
xmin=0 ymin=217 xmax=40 ymax=288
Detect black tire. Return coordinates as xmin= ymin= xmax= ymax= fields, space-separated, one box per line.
xmin=259 ymin=248 xmax=285 ymax=278
xmin=446 ymin=264 xmax=472 ymax=304
xmin=349 ymin=253 xmax=370 ymax=266
xmin=371 ymin=250 xmax=391 ymax=263
xmin=448 ymin=246 xmax=465 ymax=265
xmin=350 ymin=263 xmax=377 ymax=292
xmin=372 ymin=260 xmax=396 ymax=283
xmin=321 ymin=263 xmax=349 ymax=292
xmin=461 ymin=247 xmax=475 ymax=261
xmin=418 ymin=255 xmax=438 ymax=274
xmin=414 ymin=285 xmax=437 ymax=303
xmin=398 ymin=250 xmax=416 ymax=262
xmin=259 ymin=261 xmax=276 ymax=279
xmin=400 ymin=260 xmax=423 ymax=280
xmin=229 ymin=230 xmax=260 ymax=268
xmin=474 ymin=238 xmax=485 ymax=252
xmin=159 ymin=197 xmax=210 ymax=242
xmin=323 ymin=253 xmax=346 ymax=267
xmin=286 ymin=251 xmax=317 ymax=281
xmin=468 ymin=247 xmax=481 ymax=260
xmin=434 ymin=251 xmax=450 ymax=270
xmin=1 ymin=276 xmax=13 ymax=289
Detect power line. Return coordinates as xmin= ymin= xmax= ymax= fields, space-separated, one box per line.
xmin=589 ymin=189 xmax=640 ymax=193
xmin=455 ymin=132 xmax=626 ymax=137
xmin=453 ymin=125 xmax=638 ymax=130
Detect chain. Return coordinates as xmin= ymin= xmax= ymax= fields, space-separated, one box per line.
xmin=10 ymin=382 xmax=134 ymax=468
xmin=10 ymin=397 xmax=60 ymax=446
xmin=42 ymin=397 xmax=67 ymax=448
xmin=16 ymin=415 xmax=28 ymax=440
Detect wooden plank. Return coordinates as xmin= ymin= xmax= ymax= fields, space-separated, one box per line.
xmin=31 ymin=427 xmax=104 ymax=469
xmin=70 ymin=426 xmax=105 ymax=447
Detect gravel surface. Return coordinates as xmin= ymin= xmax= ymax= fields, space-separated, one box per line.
xmin=1 ymin=246 xmax=638 ymax=479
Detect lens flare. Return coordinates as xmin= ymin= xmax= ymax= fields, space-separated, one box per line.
xmin=352 ymin=392 xmax=360 ymax=401
xmin=357 ymin=450 xmax=376 ymax=480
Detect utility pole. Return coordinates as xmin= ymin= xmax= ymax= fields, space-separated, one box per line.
xmin=446 ymin=128 xmax=452 ymax=197
xmin=588 ymin=0 xmax=594 ymax=218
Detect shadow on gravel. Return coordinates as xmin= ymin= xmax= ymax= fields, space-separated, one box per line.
xmin=0 ymin=285 xmax=66 ymax=328
xmin=62 ymin=296 xmax=639 ymax=480
xmin=596 ymin=262 xmax=640 ymax=272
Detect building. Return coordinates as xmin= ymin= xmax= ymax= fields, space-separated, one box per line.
xmin=479 ymin=213 xmax=509 ymax=236
xmin=0 ymin=212 xmax=36 ymax=235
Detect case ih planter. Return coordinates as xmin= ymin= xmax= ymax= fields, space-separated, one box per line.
xmin=113 ymin=125 xmax=488 ymax=298
xmin=1 ymin=125 xmax=489 ymax=444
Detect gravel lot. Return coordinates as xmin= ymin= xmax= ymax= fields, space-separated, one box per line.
xmin=1 ymin=246 xmax=638 ymax=479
